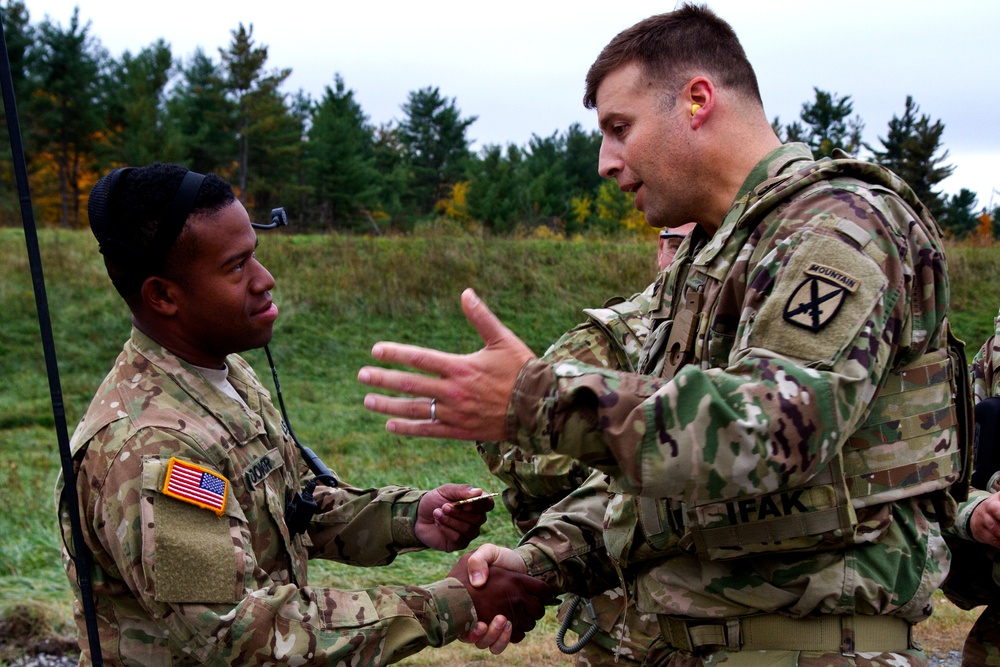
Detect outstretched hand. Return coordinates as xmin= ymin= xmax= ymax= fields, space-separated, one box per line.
xmin=414 ymin=484 xmax=493 ymax=552
xmin=358 ymin=289 xmax=536 ymax=442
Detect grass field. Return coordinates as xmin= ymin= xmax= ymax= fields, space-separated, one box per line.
xmin=1 ymin=227 xmax=997 ymax=664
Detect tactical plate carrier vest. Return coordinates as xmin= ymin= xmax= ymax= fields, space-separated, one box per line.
xmin=597 ymin=157 xmax=971 ymax=563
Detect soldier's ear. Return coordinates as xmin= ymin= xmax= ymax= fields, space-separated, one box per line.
xmin=684 ymin=77 xmax=714 ymax=129
xmin=141 ymin=276 xmax=179 ymax=317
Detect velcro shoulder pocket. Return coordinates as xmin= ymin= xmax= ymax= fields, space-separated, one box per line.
xmin=749 ymin=231 xmax=887 ymax=367
xmin=141 ymin=457 xmax=243 ymax=604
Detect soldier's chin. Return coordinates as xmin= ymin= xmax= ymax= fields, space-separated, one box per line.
xmin=641 ymin=206 xmax=667 ymax=228
xmin=248 ymin=326 xmax=276 ymax=352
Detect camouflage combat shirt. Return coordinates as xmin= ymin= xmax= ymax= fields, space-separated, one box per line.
xmin=971 ymin=307 xmax=1000 ymax=404
xmin=949 ymin=307 xmax=1000 ymax=546
xmin=507 ymin=144 xmax=955 ymax=637
xmin=942 ymin=315 xmax=1000 ymax=604
xmin=942 ymin=308 xmax=1000 ymax=666
xmin=56 ymin=329 xmax=475 ymax=666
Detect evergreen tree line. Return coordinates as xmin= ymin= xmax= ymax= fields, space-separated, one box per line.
xmin=0 ymin=2 xmax=994 ymax=237
xmin=771 ymin=88 xmax=996 ymax=239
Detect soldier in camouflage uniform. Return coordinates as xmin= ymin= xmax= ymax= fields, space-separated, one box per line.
xmin=360 ymin=5 xmax=968 ymax=666
xmin=658 ymin=223 xmax=698 ymax=273
xmin=942 ymin=309 xmax=1000 ymax=666
xmin=56 ymin=164 xmax=550 ymax=666
xmin=477 ymin=227 xmax=693 ymax=665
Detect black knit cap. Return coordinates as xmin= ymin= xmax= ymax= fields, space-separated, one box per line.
xmin=88 ymin=167 xmax=206 ymax=296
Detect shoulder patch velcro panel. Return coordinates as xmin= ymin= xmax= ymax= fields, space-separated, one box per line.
xmin=141 ymin=457 xmax=240 ymax=604
xmin=750 ymin=232 xmax=886 ymax=365
xmin=152 ymin=495 xmax=240 ymax=603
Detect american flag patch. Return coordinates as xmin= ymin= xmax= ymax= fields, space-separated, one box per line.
xmin=162 ymin=457 xmax=228 ymax=516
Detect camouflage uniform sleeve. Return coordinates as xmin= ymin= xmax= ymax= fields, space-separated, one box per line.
xmin=306 ymin=483 xmax=428 ymax=563
xmin=514 ymin=469 xmax=620 ymax=597
xmin=942 ymin=488 xmax=1000 ymax=610
xmin=972 ymin=336 xmax=995 ymax=405
xmin=480 ymin=286 xmax=657 ymax=532
xmin=81 ymin=427 xmax=475 ymax=666
xmin=948 ymin=489 xmax=991 ymax=542
xmin=478 ymin=317 xmax=615 ymax=532
xmin=506 ymin=188 xmax=943 ymax=505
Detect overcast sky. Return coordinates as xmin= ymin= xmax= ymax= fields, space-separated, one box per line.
xmin=20 ymin=0 xmax=1000 ymax=208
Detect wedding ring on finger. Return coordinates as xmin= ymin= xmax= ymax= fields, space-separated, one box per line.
xmin=429 ymin=398 xmax=437 ymax=422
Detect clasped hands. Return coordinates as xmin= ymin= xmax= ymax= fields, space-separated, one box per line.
xmin=449 ymin=543 xmax=556 ymax=654
xmin=415 ymin=486 xmax=556 ymax=653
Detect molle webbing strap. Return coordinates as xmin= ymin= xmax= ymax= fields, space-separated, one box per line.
xmin=639 ymin=252 xmax=696 ymax=378
xmin=687 ymin=468 xmax=855 ymax=557
xmin=661 ymin=289 xmax=703 ymax=379
xmin=874 ymin=352 xmax=951 ymax=396
xmin=658 ymin=613 xmax=911 ymax=653
xmin=843 ymin=349 xmax=961 ymax=507
xmin=687 ymin=350 xmax=958 ymax=559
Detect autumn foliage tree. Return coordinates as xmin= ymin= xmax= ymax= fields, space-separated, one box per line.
xmin=32 ymin=8 xmax=104 ymax=227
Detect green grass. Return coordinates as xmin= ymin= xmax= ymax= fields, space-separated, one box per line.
xmin=0 ymin=227 xmax=656 ymax=664
xmin=1 ymin=228 xmax=998 ymax=663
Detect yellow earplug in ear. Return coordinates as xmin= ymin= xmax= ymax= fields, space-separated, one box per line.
xmin=691 ymin=104 xmax=702 ymax=116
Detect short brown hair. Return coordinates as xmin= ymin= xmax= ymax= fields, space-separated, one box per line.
xmin=583 ymin=3 xmax=762 ymax=109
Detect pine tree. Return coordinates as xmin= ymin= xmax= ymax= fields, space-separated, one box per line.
xmin=465 ymin=143 xmax=524 ymax=232
xmin=873 ymin=96 xmax=954 ymax=219
xmin=564 ymin=122 xmax=603 ymax=195
xmin=397 ymin=86 xmax=477 ymax=215
xmin=770 ymin=116 xmax=806 ymax=144
xmin=241 ymin=83 xmax=307 ymax=223
xmin=369 ymin=122 xmax=410 ymax=229
xmin=219 ymin=23 xmax=291 ymax=201
xmin=100 ymin=40 xmax=183 ymax=168
xmin=522 ymin=130 xmax=572 ymax=225
xmin=305 ymin=74 xmax=381 ymax=228
xmin=798 ymin=88 xmax=864 ymax=157
xmin=165 ymin=48 xmax=238 ymax=176
xmin=938 ymin=188 xmax=978 ymax=239
xmin=0 ymin=0 xmax=35 ymax=224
